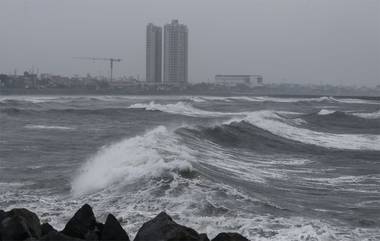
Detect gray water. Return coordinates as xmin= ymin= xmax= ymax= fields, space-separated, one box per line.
xmin=0 ymin=95 xmax=380 ymax=241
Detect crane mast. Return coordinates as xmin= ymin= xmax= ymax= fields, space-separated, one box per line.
xmin=73 ymin=57 xmax=122 ymax=82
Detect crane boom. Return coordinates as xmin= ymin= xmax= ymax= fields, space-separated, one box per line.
xmin=73 ymin=57 xmax=122 ymax=82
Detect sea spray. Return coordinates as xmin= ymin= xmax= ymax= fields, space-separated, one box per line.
xmin=71 ymin=126 xmax=193 ymax=196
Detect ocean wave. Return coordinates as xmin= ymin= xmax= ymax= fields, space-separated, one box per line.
xmin=226 ymin=111 xmax=380 ymax=151
xmin=195 ymin=96 xmax=338 ymax=103
xmin=24 ymin=124 xmax=75 ymax=130
xmin=128 ymin=101 xmax=233 ymax=117
xmin=305 ymin=174 xmax=380 ymax=186
xmin=187 ymin=96 xmax=207 ymax=102
xmin=0 ymin=96 xmax=62 ymax=104
xmin=193 ymin=96 xmax=380 ymax=105
xmin=315 ymin=109 xmax=380 ymax=120
xmin=0 ymin=107 xmax=144 ymax=116
xmin=71 ymin=126 xmax=194 ymax=196
xmin=179 ymin=121 xmax=316 ymax=155
xmin=299 ymin=109 xmax=380 ymax=132
xmin=255 ymin=96 xmax=338 ymax=103
xmin=353 ymin=110 xmax=380 ymax=119
xmin=335 ymin=98 xmax=380 ymax=105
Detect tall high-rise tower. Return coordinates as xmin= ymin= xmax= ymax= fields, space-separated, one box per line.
xmin=146 ymin=23 xmax=162 ymax=83
xmin=164 ymin=20 xmax=188 ymax=84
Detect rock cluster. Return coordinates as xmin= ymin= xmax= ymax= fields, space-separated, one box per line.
xmin=0 ymin=204 xmax=249 ymax=241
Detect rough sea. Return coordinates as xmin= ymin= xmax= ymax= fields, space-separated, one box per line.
xmin=0 ymin=95 xmax=379 ymax=241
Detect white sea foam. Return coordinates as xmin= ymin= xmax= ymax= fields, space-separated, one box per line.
xmin=305 ymin=174 xmax=380 ymax=185
xmin=353 ymin=110 xmax=380 ymax=119
xmin=226 ymin=96 xmax=260 ymax=102
xmin=0 ymin=96 xmax=62 ymax=103
xmin=187 ymin=96 xmax=206 ymax=103
xmin=25 ymin=124 xmax=75 ymax=130
xmin=336 ymin=98 xmax=380 ymax=105
xmin=196 ymin=96 xmax=379 ymax=105
xmin=0 ymin=181 xmax=34 ymax=187
xmin=197 ymin=96 xmax=233 ymax=102
xmin=318 ymin=109 xmax=336 ymax=115
xmin=128 ymin=101 xmax=233 ymax=117
xmin=291 ymin=118 xmax=307 ymax=125
xmin=226 ymin=110 xmax=380 ymax=151
xmin=71 ymin=126 xmax=194 ymax=196
xmin=219 ymin=96 xmax=339 ymax=103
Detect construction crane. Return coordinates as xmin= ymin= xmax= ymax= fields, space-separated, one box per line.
xmin=73 ymin=57 xmax=122 ymax=82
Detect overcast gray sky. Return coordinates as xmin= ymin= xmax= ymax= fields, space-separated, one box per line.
xmin=1 ymin=0 xmax=379 ymax=86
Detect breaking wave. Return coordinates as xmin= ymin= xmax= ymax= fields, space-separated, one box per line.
xmin=127 ymin=101 xmax=380 ymax=151
xmin=317 ymin=109 xmax=337 ymax=115
xmin=71 ymin=109 xmax=380 ymax=197
xmin=226 ymin=111 xmax=380 ymax=151
xmin=71 ymin=126 xmax=194 ymax=196
xmin=315 ymin=109 xmax=380 ymax=120
xmin=296 ymin=109 xmax=380 ymax=134
xmin=353 ymin=110 xmax=380 ymax=119
xmin=128 ymin=101 xmax=233 ymax=117
xmin=189 ymin=96 xmax=380 ymax=105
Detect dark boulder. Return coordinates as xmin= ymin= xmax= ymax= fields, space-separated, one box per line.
xmin=101 ymin=214 xmax=129 ymax=241
xmin=133 ymin=212 xmax=202 ymax=241
xmin=84 ymin=230 xmax=99 ymax=240
xmin=0 ymin=208 xmax=41 ymax=240
xmin=95 ymin=222 xmax=104 ymax=238
xmin=61 ymin=204 xmax=97 ymax=239
xmin=40 ymin=230 xmax=84 ymax=241
xmin=1 ymin=215 xmax=32 ymax=241
xmin=41 ymin=223 xmax=57 ymax=236
xmin=0 ymin=209 xmax=4 ymax=240
xmin=211 ymin=233 xmax=249 ymax=241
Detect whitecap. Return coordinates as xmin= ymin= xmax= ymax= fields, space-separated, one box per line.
xmin=352 ymin=110 xmax=380 ymax=119
xmin=317 ymin=109 xmax=336 ymax=115
xmin=128 ymin=101 xmax=234 ymax=117
xmin=25 ymin=124 xmax=75 ymax=130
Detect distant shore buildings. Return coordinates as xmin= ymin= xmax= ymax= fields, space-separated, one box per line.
xmin=215 ymin=75 xmax=264 ymax=88
xmin=1 ymin=71 xmax=379 ymax=97
xmin=146 ymin=20 xmax=188 ymax=86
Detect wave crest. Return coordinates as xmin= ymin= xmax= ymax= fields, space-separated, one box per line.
xmin=71 ymin=126 xmax=194 ymax=196
xmin=128 ymin=101 xmax=228 ymax=117
xmin=25 ymin=124 xmax=75 ymax=130
xmin=224 ymin=111 xmax=380 ymax=151
xmin=317 ymin=109 xmax=336 ymax=115
xmin=353 ymin=110 xmax=380 ymax=119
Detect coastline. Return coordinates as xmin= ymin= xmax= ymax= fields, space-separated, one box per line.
xmin=1 ymin=88 xmax=380 ymax=100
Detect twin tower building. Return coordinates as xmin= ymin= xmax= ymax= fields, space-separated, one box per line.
xmin=146 ymin=20 xmax=188 ymax=85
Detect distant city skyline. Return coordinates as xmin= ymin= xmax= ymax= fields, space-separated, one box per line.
xmin=0 ymin=0 xmax=379 ymax=86
xmin=146 ymin=20 xmax=189 ymax=85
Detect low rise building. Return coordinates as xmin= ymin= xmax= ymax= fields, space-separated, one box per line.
xmin=215 ymin=75 xmax=263 ymax=88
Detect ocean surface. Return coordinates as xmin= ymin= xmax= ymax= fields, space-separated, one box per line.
xmin=0 ymin=95 xmax=380 ymax=241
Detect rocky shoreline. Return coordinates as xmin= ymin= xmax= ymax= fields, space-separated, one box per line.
xmin=0 ymin=204 xmax=249 ymax=241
